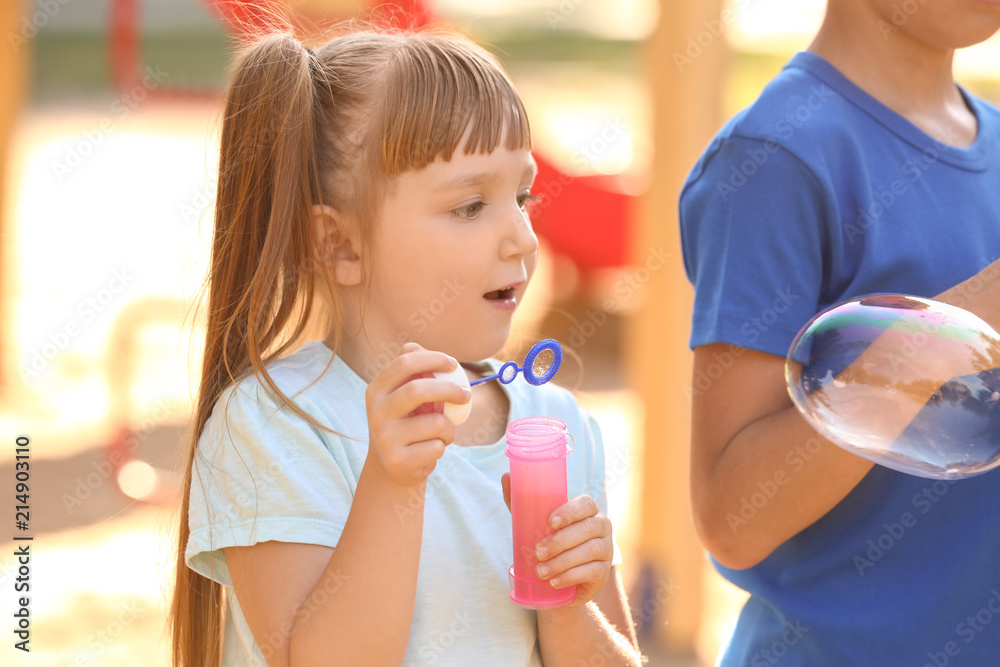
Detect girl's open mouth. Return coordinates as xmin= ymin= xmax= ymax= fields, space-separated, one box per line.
xmin=484 ymin=287 xmax=516 ymax=301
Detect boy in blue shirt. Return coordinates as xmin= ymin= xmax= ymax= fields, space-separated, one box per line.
xmin=680 ymin=0 xmax=1000 ymax=664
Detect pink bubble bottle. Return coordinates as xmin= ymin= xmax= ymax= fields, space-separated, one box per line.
xmin=505 ymin=416 xmax=576 ymax=609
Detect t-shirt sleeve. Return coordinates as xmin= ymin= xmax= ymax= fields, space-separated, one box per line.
xmin=185 ymin=380 xmax=356 ymax=586
xmin=680 ymin=135 xmax=828 ymax=358
xmin=570 ymin=406 xmax=623 ymax=567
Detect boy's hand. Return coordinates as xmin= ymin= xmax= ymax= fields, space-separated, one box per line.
xmin=366 ymin=342 xmax=471 ymax=487
xmin=500 ymin=473 xmax=614 ymax=607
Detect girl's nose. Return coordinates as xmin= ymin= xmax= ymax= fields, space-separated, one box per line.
xmin=501 ymin=205 xmax=539 ymax=261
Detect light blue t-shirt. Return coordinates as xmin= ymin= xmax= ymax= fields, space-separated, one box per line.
xmin=185 ymin=339 xmax=618 ymax=666
xmin=681 ymin=52 xmax=1000 ymax=665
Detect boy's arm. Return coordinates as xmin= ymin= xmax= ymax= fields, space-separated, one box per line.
xmin=692 ymin=260 xmax=1000 ymax=570
xmin=936 ymin=258 xmax=1000 ymax=332
xmin=691 ymin=343 xmax=874 ymax=570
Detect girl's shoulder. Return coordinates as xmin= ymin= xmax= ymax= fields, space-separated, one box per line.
xmin=223 ymin=339 xmax=350 ymax=399
xmin=206 ymin=339 xmax=363 ymax=437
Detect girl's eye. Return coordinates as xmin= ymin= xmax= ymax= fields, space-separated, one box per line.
xmin=518 ymin=193 xmax=539 ymax=211
xmin=452 ymin=200 xmax=484 ymax=220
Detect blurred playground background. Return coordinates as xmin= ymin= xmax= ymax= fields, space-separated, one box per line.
xmin=0 ymin=0 xmax=998 ymax=665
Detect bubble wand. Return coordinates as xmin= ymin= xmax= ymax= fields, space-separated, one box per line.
xmin=430 ymin=339 xmax=563 ymax=425
xmin=469 ymin=338 xmax=563 ymax=387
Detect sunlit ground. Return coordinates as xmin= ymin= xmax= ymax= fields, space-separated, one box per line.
xmin=1 ymin=506 xmax=175 ymax=667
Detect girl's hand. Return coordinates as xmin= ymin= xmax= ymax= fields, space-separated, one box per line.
xmin=501 ymin=473 xmax=614 ymax=608
xmin=366 ymin=342 xmax=471 ymax=487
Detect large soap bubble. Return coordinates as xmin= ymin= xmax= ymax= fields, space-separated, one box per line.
xmin=785 ymin=294 xmax=1000 ymax=479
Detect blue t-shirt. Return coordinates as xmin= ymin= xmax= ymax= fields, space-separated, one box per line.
xmin=680 ymin=51 xmax=1000 ymax=666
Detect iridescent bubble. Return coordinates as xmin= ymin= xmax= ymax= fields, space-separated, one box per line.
xmin=785 ymin=294 xmax=1000 ymax=479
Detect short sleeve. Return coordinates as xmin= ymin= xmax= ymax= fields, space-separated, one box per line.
xmin=571 ymin=407 xmax=623 ymax=567
xmin=680 ymin=136 xmax=829 ymax=358
xmin=185 ymin=381 xmax=356 ymax=586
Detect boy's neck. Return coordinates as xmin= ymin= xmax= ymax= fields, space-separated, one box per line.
xmin=807 ymin=4 xmax=977 ymax=148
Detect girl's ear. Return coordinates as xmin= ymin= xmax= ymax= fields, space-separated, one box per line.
xmin=312 ymin=204 xmax=362 ymax=286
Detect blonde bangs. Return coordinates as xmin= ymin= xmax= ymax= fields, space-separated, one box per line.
xmin=378 ymin=37 xmax=531 ymax=175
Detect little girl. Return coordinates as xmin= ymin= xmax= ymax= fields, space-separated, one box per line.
xmin=168 ymin=27 xmax=640 ymax=667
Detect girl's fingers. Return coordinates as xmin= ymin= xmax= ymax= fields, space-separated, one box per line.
xmin=376 ymin=413 xmax=456 ymax=455
xmin=546 ymin=495 xmax=601 ymax=532
xmin=364 ymin=343 xmax=469 ymax=485
xmin=368 ymin=344 xmax=458 ymax=397
xmin=535 ymin=512 xmax=611 ymax=561
xmin=535 ymin=537 xmax=613 ymax=581
xmin=366 ymin=345 xmax=470 ymax=420
xmin=374 ymin=437 xmax=447 ymax=477
xmin=500 ymin=472 xmax=511 ymax=512
xmin=381 ymin=376 xmax=471 ymax=419
xmin=401 ymin=438 xmax=448 ymax=468
xmin=541 ymin=560 xmax=608 ymax=590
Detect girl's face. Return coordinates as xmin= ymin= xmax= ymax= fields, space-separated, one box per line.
xmin=362 ymin=145 xmax=538 ymax=362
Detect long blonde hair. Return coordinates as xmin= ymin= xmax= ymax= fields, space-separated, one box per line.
xmin=168 ymin=23 xmax=532 ymax=667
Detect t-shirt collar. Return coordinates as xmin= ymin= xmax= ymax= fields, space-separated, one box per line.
xmin=786 ymin=50 xmax=995 ymax=172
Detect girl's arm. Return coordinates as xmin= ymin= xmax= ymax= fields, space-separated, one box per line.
xmin=692 ymin=260 xmax=1000 ymax=570
xmin=224 ymin=343 xmax=468 ymax=667
xmin=536 ymin=567 xmax=641 ymax=667
xmin=226 ymin=464 xmax=426 ymax=667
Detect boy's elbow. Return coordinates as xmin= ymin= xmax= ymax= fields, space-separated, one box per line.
xmin=691 ymin=496 xmax=776 ymax=571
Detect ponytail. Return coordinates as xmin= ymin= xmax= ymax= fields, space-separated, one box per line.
xmin=169 ymin=32 xmax=332 ymax=667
